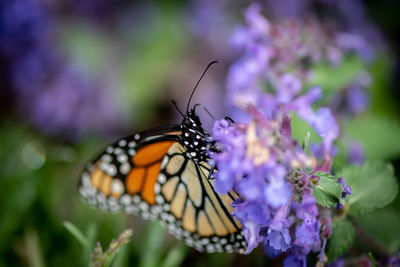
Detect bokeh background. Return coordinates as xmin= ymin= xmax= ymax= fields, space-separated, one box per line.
xmin=1 ymin=0 xmax=400 ymax=266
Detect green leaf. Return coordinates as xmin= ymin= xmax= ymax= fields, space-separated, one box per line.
xmin=356 ymin=208 xmax=400 ymax=253
xmin=160 ymin=244 xmax=188 ymax=267
xmin=309 ymin=55 xmax=364 ymax=95
xmin=291 ymin=113 xmax=321 ymax=147
xmin=327 ymin=219 xmax=355 ymax=262
xmin=368 ymin=252 xmax=377 ymax=267
xmin=313 ymin=172 xmax=343 ymax=208
xmin=139 ymin=222 xmax=165 ymax=267
xmin=338 ymin=161 xmax=398 ymax=216
xmin=63 ymin=221 xmax=90 ymax=249
xmin=345 ymin=114 xmax=400 ymax=160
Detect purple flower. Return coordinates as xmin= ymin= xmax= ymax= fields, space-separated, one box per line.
xmin=338 ymin=177 xmax=352 ymax=200
xmin=348 ymin=142 xmax=365 ymax=165
xmin=1 ymin=0 xmax=124 ymax=139
xmin=311 ymin=108 xmax=339 ymax=154
xmin=266 ymin=204 xmax=292 ymax=251
xmin=347 ymin=86 xmax=369 ymax=115
xmin=233 ymin=200 xmax=271 ymax=253
xmin=244 ymin=4 xmax=270 ymax=36
xmin=283 ymin=251 xmax=306 ymax=267
xmin=293 ymin=195 xmax=318 ymax=220
xmin=265 ymin=180 xmax=292 ymax=208
xmin=295 ymin=218 xmax=321 ymax=250
xmin=264 ymin=242 xmax=283 ymax=258
xmin=213 ymin=3 xmax=355 ymax=260
xmin=234 ymin=200 xmax=271 ymax=226
xmin=276 ymin=74 xmax=302 ymax=104
xmin=242 ymin=221 xmax=260 ymax=254
xmin=284 ymin=86 xmax=322 ymax=120
xmin=328 ymin=258 xmax=346 ymax=267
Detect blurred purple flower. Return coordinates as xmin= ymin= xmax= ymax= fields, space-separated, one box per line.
xmin=347 ymin=86 xmax=369 ymax=115
xmin=1 ymin=0 xmax=124 ymax=139
xmin=283 ymin=251 xmax=306 ymax=267
xmin=328 ymin=258 xmax=346 ymax=267
xmin=276 ymin=74 xmax=302 ymax=104
xmin=295 ymin=218 xmax=320 ymax=252
xmin=265 ymin=180 xmax=292 ymax=208
xmin=211 ymin=3 xmax=355 ymax=262
xmin=266 ymin=204 xmax=292 ymax=252
xmin=348 ymin=142 xmax=365 ymax=165
xmin=338 ymin=177 xmax=352 ymax=200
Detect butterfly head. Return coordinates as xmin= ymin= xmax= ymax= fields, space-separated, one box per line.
xmin=180 ymin=109 xmax=213 ymax=162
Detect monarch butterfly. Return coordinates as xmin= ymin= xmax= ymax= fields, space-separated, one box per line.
xmin=78 ymin=61 xmax=247 ymax=254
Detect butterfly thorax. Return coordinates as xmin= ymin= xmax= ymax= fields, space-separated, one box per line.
xmin=180 ymin=111 xmax=213 ymax=162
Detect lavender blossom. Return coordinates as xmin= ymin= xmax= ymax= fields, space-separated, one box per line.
xmin=348 ymin=142 xmax=365 ymax=165
xmin=1 ymin=0 xmax=124 ymax=139
xmin=210 ymin=3 xmax=354 ymax=263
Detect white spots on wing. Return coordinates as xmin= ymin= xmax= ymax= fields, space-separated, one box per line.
xmin=225 ymin=244 xmax=233 ymax=252
xmin=193 ymin=141 xmax=198 ymax=146
xmin=160 ymin=156 xmax=168 ymax=169
xmin=132 ymin=195 xmax=141 ymax=204
xmin=106 ymin=146 xmax=113 ymax=153
xmin=190 ymin=152 xmax=196 ymax=157
xmin=206 ymin=244 xmax=215 ymax=253
xmin=120 ymin=195 xmax=131 ymax=205
xmin=114 ymin=148 xmax=123 ymax=155
xmin=157 ymin=173 xmax=166 ymax=184
xmin=120 ymin=162 xmax=131 ymax=175
xmin=200 ymin=238 xmax=210 ymax=245
xmin=125 ymin=205 xmax=138 ymax=214
xmin=106 ymin=164 xmax=117 ymax=176
xmin=101 ymin=154 xmax=112 ymax=162
xmin=111 ymin=179 xmax=124 ymax=195
xmin=155 ymin=195 xmax=164 ymax=204
xmin=196 ymin=135 xmax=200 ymax=139
xmin=128 ymin=141 xmax=136 ymax=147
xmin=154 ymin=183 xmax=161 ymax=194
xmin=128 ymin=149 xmax=136 ymax=156
xmin=184 ymin=132 xmax=189 ymax=137
xmin=163 ymin=203 xmax=170 ymax=211
xmin=82 ymin=172 xmax=91 ymax=187
xmin=118 ymin=139 xmax=127 ymax=147
xmin=140 ymin=202 xmax=148 ymax=211
xmin=151 ymin=205 xmax=162 ymax=215
xmin=117 ymin=154 xmax=127 ymax=163
xmin=97 ymin=194 xmax=106 ymax=204
xmin=134 ymin=134 xmax=140 ymax=140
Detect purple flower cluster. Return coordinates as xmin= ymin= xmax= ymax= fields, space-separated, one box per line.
xmin=210 ymin=93 xmax=339 ymax=262
xmin=209 ymin=4 xmax=355 ymax=264
xmin=0 ymin=0 xmax=123 ymax=139
xmin=228 ymin=4 xmax=371 ymax=119
xmin=227 ymin=3 xmax=370 ymax=166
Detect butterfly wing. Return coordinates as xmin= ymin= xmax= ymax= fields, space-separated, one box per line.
xmin=78 ymin=125 xmax=247 ymax=253
xmin=79 ymin=125 xmax=181 ymax=217
xmin=157 ymin=142 xmax=247 ymax=253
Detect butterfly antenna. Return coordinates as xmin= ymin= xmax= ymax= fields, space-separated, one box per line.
xmin=186 ymin=60 xmax=220 ymax=113
xmin=194 ymin=103 xmax=215 ymax=120
xmin=171 ymin=100 xmax=185 ymax=117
